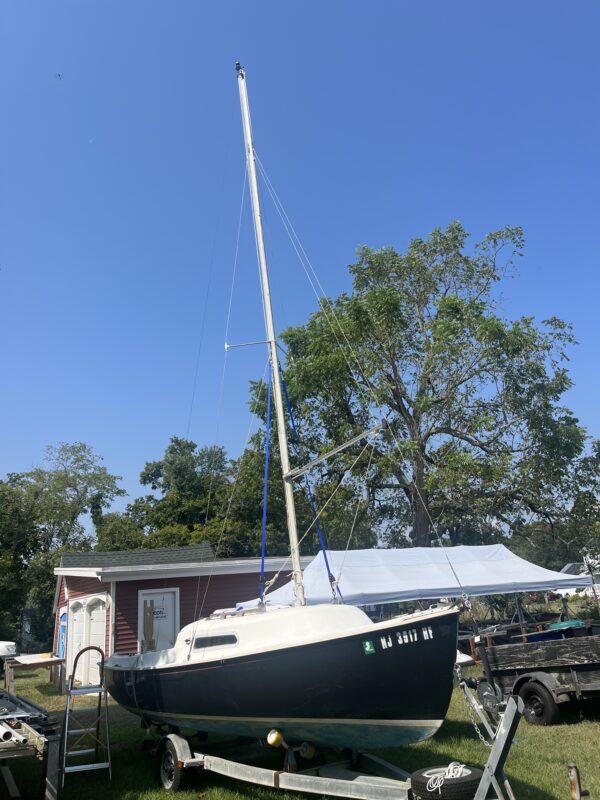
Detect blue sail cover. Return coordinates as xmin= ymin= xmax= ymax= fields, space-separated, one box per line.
xmin=241 ymin=544 xmax=592 ymax=607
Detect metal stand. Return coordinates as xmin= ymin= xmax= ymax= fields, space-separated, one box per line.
xmin=61 ymin=646 xmax=111 ymax=787
xmin=473 ymin=697 xmax=522 ymax=800
xmin=459 ymin=679 xmax=521 ymax=800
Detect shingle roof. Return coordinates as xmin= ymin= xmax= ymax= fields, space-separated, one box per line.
xmin=60 ymin=543 xmax=215 ymax=569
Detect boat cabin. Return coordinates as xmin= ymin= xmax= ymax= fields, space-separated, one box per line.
xmin=53 ymin=545 xmax=308 ymax=685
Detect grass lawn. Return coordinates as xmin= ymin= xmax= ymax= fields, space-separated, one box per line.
xmin=5 ymin=669 xmax=600 ymax=799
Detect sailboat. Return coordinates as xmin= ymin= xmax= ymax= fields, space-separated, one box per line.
xmin=103 ymin=65 xmax=460 ymax=750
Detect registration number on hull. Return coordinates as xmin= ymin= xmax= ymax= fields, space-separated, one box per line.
xmin=362 ymin=625 xmax=435 ymax=655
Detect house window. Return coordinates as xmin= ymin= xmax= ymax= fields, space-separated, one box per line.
xmin=194 ymin=634 xmax=238 ymax=649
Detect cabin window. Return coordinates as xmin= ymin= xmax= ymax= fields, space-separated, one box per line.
xmin=194 ymin=634 xmax=238 ymax=649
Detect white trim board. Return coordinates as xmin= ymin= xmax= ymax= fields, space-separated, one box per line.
xmin=55 ymin=555 xmax=312 ymax=582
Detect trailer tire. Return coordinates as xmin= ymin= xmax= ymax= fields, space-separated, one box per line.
xmin=518 ymin=680 xmax=560 ymax=725
xmin=159 ymin=740 xmax=186 ymax=791
xmin=410 ymin=764 xmax=483 ymax=799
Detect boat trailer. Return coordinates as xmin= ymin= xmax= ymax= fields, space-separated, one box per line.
xmin=148 ymin=696 xmax=523 ymax=800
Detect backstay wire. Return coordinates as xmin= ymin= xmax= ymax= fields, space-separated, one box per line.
xmin=254 ymin=154 xmax=469 ymax=602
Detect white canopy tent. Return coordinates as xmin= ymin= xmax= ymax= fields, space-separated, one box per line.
xmin=240 ymin=544 xmax=592 ymax=607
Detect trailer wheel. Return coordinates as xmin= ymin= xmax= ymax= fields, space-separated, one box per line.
xmin=159 ymin=740 xmax=186 ymax=791
xmin=518 ymin=681 xmax=560 ymax=725
xmin=410 ymin=764 xmax=483 ymax=799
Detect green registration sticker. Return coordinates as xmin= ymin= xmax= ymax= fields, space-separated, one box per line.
xmin=362 ymin=640 xmax=375 ymax=655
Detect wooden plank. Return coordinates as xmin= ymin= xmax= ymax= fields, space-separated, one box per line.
xmin=487 ymin=636 xmax=600 ymax=671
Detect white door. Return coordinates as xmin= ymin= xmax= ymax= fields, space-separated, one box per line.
xmin=138 ymin=589 xmax=179 ymax=652
xmin=69 ymin=602 xmax=85 ymax=682
xmin=86 ymin=599 xmax=106 ymax=685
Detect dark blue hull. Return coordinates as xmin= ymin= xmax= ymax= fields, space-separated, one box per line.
xmin=105 ymin=610 xmax=458 ymax=748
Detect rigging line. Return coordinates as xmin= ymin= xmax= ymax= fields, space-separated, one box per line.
xmin=254 ymin=158 xmax=466 ymax=597
xmin=263 ymin=439 xmax=372 ymax=599
xmin=187 ymin=165 xmax=257 ymax=645
xmin=387 ymin=439 xmax=466 ymax=595
xmin=256 ymin=159 xmax=429 ymax=528
xmin=279 ymin=367 xmax=340 ymax=600
xmin=245 ymin=153 xmax=269 ymax=342
xmin=336 ymin=434 xmax=378 ymax=586
xmin=255 ymin=158 xmax=368 ymax=383
xmin=188 ymin=358 xmax=269 ymax=660
xmin=203 ymin=169 xmax=248 ymax=526
xmin=225 ymin=170 xmax=248 ymax=343
xmin=378 ymin=416 xmax=465 ymax=588
xmin=186 ymin=213 xmax=220 ymax=438
xmin=255 ymin=155 xmax=380 ymax=410
xmin=194 ymin=358 xmax=270 ymax=620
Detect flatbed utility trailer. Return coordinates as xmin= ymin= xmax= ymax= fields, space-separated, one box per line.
xmin=486 ymin=631 xmax=600 ymax=724
xmin=148 ymin=696 xmax=523 ymax=800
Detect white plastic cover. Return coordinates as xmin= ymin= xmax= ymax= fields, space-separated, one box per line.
xmin=241 ymin=544 xmax=592 ymax=607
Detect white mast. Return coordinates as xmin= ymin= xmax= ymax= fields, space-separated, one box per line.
xmin=236 ymin=63 xmax=305 ymax=607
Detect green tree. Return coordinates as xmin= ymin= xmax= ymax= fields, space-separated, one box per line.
xmin=0 ymin=482 xmax=37 ymax=640
xmin=10 ymin=442 xmax=125 ymax=551
xmin=5 ymin=442 xmax=124 ymax=647
xmin=511 ymin=441 xmax=600 ymax=570
xmin=95 ymin=512 xmax=144 ymax=551
xmin=131 ymin=438 xmax=230 ymax=548
xmin=279 ymin=222 xmax=594 ymax=546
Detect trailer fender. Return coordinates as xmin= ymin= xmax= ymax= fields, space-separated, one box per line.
xmin=159 ymin=732 xmax=193 ymax=766
xmin=512 ymin=672 xmax=569 ymax=703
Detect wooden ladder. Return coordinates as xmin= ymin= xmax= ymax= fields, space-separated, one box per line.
xmin=61 ymin=646 xmax=111 ymax=788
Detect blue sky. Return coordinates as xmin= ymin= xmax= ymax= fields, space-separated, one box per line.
xmin=1 ymin=1 xmax=599 ymax=507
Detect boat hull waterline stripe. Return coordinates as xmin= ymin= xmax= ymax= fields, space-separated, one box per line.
xmin=129 ymin=709 xmax=444 ymax=728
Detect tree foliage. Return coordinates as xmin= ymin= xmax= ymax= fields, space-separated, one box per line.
xmin=0 ymin=443 xmax=124 ymax=647
xmin=0 ymin=482 xmax=37 ymax=639
xmin=280 ymin=222 xmax=597 ymax=547
xmin=125 ymin=438 xmax=230 ymax=546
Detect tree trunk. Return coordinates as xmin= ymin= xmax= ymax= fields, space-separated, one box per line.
xmin=410 ymin=453 xmax=431 ymax=546
xmin=411 ymin=498 xmax=431 ymax=546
